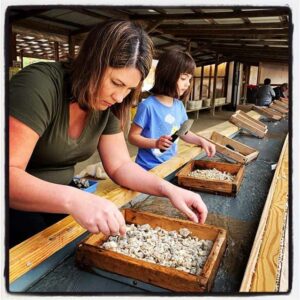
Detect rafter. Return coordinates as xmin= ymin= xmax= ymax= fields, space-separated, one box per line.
xmin=130 ymin=9 xmax=289 ymax=21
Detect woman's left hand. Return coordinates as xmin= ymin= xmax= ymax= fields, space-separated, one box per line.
xmin=167 ymin=186 xmax=208 ymax=224
xmin=200 ymin=139 xmax=216 ymax=157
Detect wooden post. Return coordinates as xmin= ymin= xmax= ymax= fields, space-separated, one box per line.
xmin=54 ymin=41 xmax=59 ymax=61
xmin=211 ymin=53 xmax=220 ymax=116
xmin=208 ymin=65 xmax=212 ymax=99
xmin=200 ymin=66 xmax=204 ymax=100
xmin=10 ymin=30 xmax=17 ymax=67
xmin=224 ymin=62 xmax=230 ymax=102
xmin=187 ymin=40 xmax=191 ymax=53
xmin=243 ymin=65 xmax=250 ymax=104
xmin=68 ymin=35 xmax=75 ymax=59
xmin=20 ymin=50 xmax=24 ymax=68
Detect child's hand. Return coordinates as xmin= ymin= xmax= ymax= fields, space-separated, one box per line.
xmin=155 ymin=135 xmax=173 ymax=150
xmin=201 ymin=140 xmax=216 ymax=157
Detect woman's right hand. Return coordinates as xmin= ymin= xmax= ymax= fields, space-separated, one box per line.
xmin=68 ymin=193 xmax=126 ymax=236
xmin=155 ymin=135 xmax=173 ymax=150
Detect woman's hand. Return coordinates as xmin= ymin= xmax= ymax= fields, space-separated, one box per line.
xmin=155 ymin=135 xmax=173 ymax=150
xmin=166 ymin=186 xmax=208 ymax=224
xmin=200 ymin=139 xmax=216 ymax=157
xmin=68 ymin=193 xmax=126 ymax=236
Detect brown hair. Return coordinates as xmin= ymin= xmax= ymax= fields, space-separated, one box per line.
xmin=150 ymin=49 xmax=195 ymax=99
xmin=71 ymin=20 xmax=153 ymax=128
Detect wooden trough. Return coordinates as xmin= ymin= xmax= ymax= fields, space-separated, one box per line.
xmin=176 ymin=159 xmax=245 ymax=196
xmin=207 ymin=131 xmax=259 ymax=164
xmin=75 ymin=209 xmax=227 ymax=292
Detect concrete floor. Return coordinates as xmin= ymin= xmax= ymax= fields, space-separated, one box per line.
xmin=74 ymin=109 xmax=235 ymax=175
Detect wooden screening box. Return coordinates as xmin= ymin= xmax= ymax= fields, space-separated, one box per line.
xmin=76 ymin=209 xmax=227 ymax=292
xmin=208 ymin=131 xmax=259 ymax=164
xmin=269 ymin=102 xmax=288 ymax=115
xmin=230 ymin=110 xmax=268 ymax=138
xmin=176 ymin=160 xmax=245 ymax=195
xmin=253 ymin=106 xmax=282 ymax=121
xmin=274 ymin=99 xmax=288 ymax=109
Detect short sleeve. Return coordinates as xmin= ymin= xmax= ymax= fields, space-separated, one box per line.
xmin=9 ymin=63 xmax=59 ymax=136
xmin=180 ymin=101 xmax=188 ymax=124
xmin=133 ymin=101 xmax=149 ymax=129
xmin=102 ymin=110 xmax=122 ymax=134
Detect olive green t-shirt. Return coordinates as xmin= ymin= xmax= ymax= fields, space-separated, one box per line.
xmin=10 ymin=62 xmax=121 ymax=184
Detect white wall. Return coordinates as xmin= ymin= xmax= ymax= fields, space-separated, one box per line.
xmin=249 ymin=66 xmax=259 ymax=85
xmin=226 ymin=61 xmax=234 ymax=102
xmin=259 ymin=62 xmax=289 ymax=85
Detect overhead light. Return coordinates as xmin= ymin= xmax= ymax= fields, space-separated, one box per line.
xmin=148 ymin=9 xmax=156 ymax=13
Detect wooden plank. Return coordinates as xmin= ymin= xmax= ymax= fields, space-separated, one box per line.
xmin=240 ymin=134 xmax=288 ymax=292
xmin=278 ymin=214 xmax=289 ymax=292
xmin=9 ymin=111 xmax=263 ymax=284
xmin=9 ymin=216 xmax=86 ymax=284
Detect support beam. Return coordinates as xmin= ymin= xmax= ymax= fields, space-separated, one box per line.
xmin=54 ymin=41 xmax=59 ymax=62
xmin=211 ymin=53 xmax=220 ymax=116
xmin=131 ymin=9 xmax=289 ymax=21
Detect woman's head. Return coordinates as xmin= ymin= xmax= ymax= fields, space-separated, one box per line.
xmin=281 ymin=83 xmax=288 ymax=91
xmin=71 ymin=20 xmax=153 ymax=127
xmin=150 ymin=49 xmax=196 ymax=99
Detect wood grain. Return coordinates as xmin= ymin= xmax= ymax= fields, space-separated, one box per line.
xmin=240 ymin=134 xmax=288 ymax=292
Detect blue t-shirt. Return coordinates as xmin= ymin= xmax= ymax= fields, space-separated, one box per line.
xmin=133 ymin=95 xmax=188 ymax=170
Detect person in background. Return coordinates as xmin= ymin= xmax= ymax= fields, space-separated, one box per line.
xmin=273 ymin=83 xmax=289 ymax=100
xmin=256 ymin=78 xmax=275 ymax=106
xmin=128 ymin=50 xmax=216 ymax=171
xmin=9 ymin=20 xmax=208 ymax=247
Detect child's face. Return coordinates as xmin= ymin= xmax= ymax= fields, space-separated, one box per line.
xmin=177 ymin=73 xmax=193 ymax=97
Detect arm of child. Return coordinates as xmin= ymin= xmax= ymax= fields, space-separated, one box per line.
xmin=128 ymin=123 xmax=172 ymax=150
xmin=180 ymin=131 xmax=216 ymax=157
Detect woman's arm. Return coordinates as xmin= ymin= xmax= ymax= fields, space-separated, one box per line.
xmin=9 ymin=116 xmax=126 ymax=236
xmin=99 ymin=132 xmax=208 ymax=223
xmin=128 ymin=123 xmax=172 ymax=151
xmin=180 ymin=131 xmax=216 ymax=157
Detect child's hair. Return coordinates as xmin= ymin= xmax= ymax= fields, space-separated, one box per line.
xmin=71 ymin=19 xmax=153 ymax=128
xmin=264 ymin=78 xmax=271 ymax=85
xmin=150 ymin=49 xmax=196 ymax=99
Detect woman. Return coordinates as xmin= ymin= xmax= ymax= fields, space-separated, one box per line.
xmin=9 ymin=20 xmax=207 ymax=247
xmin=128 ymin=50 xmax=215 ymax=170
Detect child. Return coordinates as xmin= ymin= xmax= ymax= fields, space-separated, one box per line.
xmin=129 ymin=50 xmax=216 ymax=170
